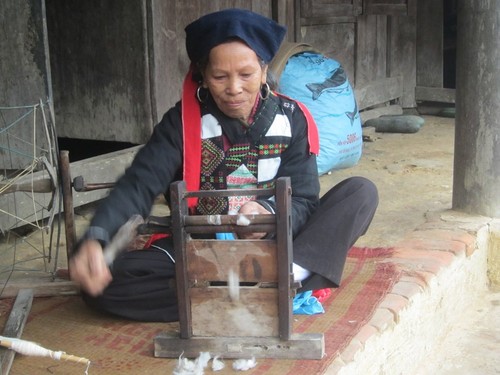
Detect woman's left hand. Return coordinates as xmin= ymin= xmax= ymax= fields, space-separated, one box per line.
xmin=238 ymin=201 xmax=272 ymax=239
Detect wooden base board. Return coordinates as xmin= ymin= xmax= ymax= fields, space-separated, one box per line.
xmin=154 ymin=331 xmax=325 ymax=360
xmin=0 ymin=276 xmax=78 ymax=299
xmin=0 ymin=289 xmax=33 ymax=375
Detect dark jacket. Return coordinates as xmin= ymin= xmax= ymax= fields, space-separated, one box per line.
xmin=81 ymin=94 xmax=320 ymax=247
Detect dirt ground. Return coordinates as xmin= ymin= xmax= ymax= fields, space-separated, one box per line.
xmin=324 ymin=114 xmax=455 ymax=248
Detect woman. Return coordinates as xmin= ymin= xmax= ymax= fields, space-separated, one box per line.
xmin=70 ymin=8 xmax=378 ymax=322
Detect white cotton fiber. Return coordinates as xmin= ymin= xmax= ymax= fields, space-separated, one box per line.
xmin=232 ymin=357 xmax=257 ymax=371
xmin=173 ymin=352 xmax=211 ymax=375
xmin=212 ymin=356 xmax=225 ymax=371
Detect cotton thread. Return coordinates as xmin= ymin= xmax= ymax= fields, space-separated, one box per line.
xmin=0 ymin=336 xmax=91 ymax=374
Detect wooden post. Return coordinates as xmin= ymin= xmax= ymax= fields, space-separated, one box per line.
xmin=453 ymin=1 xmax=500 ymax=217
xmin=59 ymin=150 xmax=76 ymax=261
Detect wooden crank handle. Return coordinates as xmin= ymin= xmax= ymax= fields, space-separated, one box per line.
xmin=72 ymin=175 xmax=115 ymax=192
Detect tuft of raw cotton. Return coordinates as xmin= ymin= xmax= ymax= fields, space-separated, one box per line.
xmin=173 ymin=352 xmax=211 ymax=375
xmin=236 ymin=214 xmax=251 ymax=226
xmin=233 ymin=357 xmax=257 ymax=371
xmin=212 ymin=356 xmax=225 ymax=371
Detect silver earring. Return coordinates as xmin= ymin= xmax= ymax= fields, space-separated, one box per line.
xmin=196 ymin=86 xmax=208 ymax=103
xmin=259 ymin=82 xmax=271 ymax=100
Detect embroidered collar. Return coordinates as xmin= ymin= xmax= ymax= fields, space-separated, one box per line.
xmin=203 ymin=95 xmax=279 ymax=147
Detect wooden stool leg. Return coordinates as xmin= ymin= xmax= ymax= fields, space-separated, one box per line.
xmin=170 ymin=180 xmax=191 ymax=339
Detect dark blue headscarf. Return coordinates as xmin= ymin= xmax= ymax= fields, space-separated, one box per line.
xmin=185 ymin=8 xmax=287 ymax=64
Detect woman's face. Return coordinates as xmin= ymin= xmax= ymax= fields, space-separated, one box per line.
xmin=203 ymin=40 xmax=267 ymax=122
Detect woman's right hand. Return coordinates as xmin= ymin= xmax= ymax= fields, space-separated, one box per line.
xmin=69 ymin=239 xmax=112 ymax=296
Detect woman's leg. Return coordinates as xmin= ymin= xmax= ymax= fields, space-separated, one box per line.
xmin=293 ymin=176 xmax=378 ymax=291
xmin=81 ymin=237 xmax=178 ymax=322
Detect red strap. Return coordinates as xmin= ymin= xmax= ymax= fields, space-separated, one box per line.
xmin=143 ymin=233 xmax=170 ymax=249
xmin=276 ymin=93 xmax=319 ymax=155
xmin=181 ymin=66 xmax=201 ymax=209
xmin=296 ymin=100 xmax=319 ymax=155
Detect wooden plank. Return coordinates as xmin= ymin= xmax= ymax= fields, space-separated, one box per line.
xmin=60 ymin=150 xmax=76 ymax=260
xmin=387 ymin=10 xmax=417 ymax=108
xmin=0 ymin=278 xmax=78 ymax=299
xmin=300 ymin=15 xmax=357 ymax=26
xmin=364 ymin=4 xmax=407 ymax=15
xmin=364 ymin=0 xmax=408 ymax=15
xmin=155 ymin=331 xmax=325 ymax=359
xmin=171 ymin=181 xmax=192 ymax=339
xmin=274 ymin=177 xmax=293 ymax=341
xmin=359 ymin=104 xmax=403 ymax=123
xmin=0 ymin=289 xmax=33 ymax=375
xmin=416 ymin=105 xmax=453 ymax=116
xmin=294 ymin=0 xmax=301 ymax=41
xmin=301 ymin=0 xmax=361 ymax=18
xmin=356 ymin=14 xmax=387 ymax=86
xmin=184 ymin=213 xmax=275 ymax=226
xmin=272 ymin=0 xmax=295 ymax=42
xmin=354 ymin=76 xmax=403 ymax=110
xmin=67 ymin=146 xmax=140 ymax=207
xmin=415 ymin=86 xmax=456 ymax=104
xmin=187 ymin=240 xmax=277 ymax=283
xmin=248 ymin=0 xmax=272 ymax=16
xmin=46 ymin=1 xmax=154 ymax=143
xmin=416 ymin=0 xmax=443 ymax=88
xmin=298 ymin=22 xmax=356 ymax=84
xmin=190 ymin=288 xmax=279 ymax=337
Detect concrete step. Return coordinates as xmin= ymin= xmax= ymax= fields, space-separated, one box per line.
xmin=326 ymin=211 xmax=498 ymax=374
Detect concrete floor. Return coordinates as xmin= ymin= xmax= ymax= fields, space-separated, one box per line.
xmin=414 ymin=287 xmax=500 ymax=375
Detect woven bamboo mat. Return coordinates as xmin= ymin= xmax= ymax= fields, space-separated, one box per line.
xmin=0 ymin=247 xmax=399 ymax=375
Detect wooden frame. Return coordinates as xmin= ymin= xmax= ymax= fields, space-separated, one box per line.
xmin=154 ymin=177 xmax=325 ymax=359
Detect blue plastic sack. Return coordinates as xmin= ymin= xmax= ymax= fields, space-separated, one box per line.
xmin=293 ymin=290 xmax=325 ymax=315
xmin=279 ymin=52 xmax=363 ymax=175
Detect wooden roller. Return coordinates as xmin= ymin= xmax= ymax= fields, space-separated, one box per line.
xmin=0 ymin=178 xmax=53 ymax=195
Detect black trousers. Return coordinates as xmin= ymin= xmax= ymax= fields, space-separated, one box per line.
xmin=82 ymin=241 xmax=179 ymax=322
xmin=83 ymin=176 xmax=378 ymax=322
xmin=295 ymin=176 xmax=378 ymax=291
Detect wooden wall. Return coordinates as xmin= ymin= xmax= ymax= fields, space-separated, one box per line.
xmin=295 ymin=0 xmax=417 ymax=118
xmin=43 ymin=0 xmax=422 ymax=143
xmin=147 ymin=1 xmax=275 ymax=128
xmin=415 ymin=0 xmax=455 ymax=104
xmin=0 ymin=0 xmax=53 ymax=169
xmin=46 ymin=0 xmax=274 ymax=144
xmin=3 ymin=0 xmax=455 ymax=146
